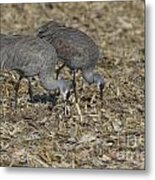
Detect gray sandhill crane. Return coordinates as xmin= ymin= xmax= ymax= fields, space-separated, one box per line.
xmin=0 ymin=35 xmax=73 ymax=107
xmin=37 ymin=21 xmax=105 ymax=102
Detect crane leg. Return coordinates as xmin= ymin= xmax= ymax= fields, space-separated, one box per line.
xmin=56 ymin=63 xmax=65 ymax=80
xmin=27 ymin=78 xmax=33 ymax=102
xmin=14 ymin=76 xmax=22 ymax=108
xmin=73 ymin=70 xmax=78 ymax=102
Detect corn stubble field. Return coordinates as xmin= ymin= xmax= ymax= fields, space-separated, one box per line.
xmin=0 ymin=1 xmax=145 ymax=169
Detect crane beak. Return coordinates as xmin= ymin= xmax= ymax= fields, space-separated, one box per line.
xmin=99 ymin=83 xmax=105 ymax=100
xmin=66 ymin=91 xmax=71 ymax=101
xmin=62 ymin=91 xmax=70 ymax=101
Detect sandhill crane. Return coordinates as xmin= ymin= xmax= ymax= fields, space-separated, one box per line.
xmin=0 ymin=35 xmax=73 ymax=107
xmin=37 ymin=21 xmax=105 ymax=102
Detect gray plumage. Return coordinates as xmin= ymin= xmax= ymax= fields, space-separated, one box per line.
xmin=0 ymin=34 xmax=73 ymax=106
xmin=0 ymin=33 xmax=24 ymax=48
xmin=36 ymin=21 xmax=105 ymax=101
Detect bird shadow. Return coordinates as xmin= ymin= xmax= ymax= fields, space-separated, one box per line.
xmin=28 ymin=93 xmax=58 ymax=105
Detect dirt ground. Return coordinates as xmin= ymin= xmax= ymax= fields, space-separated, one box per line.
xmin=0 ymin=1 xmax=145 ymax=169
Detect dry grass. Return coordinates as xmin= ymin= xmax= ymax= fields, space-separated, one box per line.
xmin=0 ymin=1 xmax=145 ymax=169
